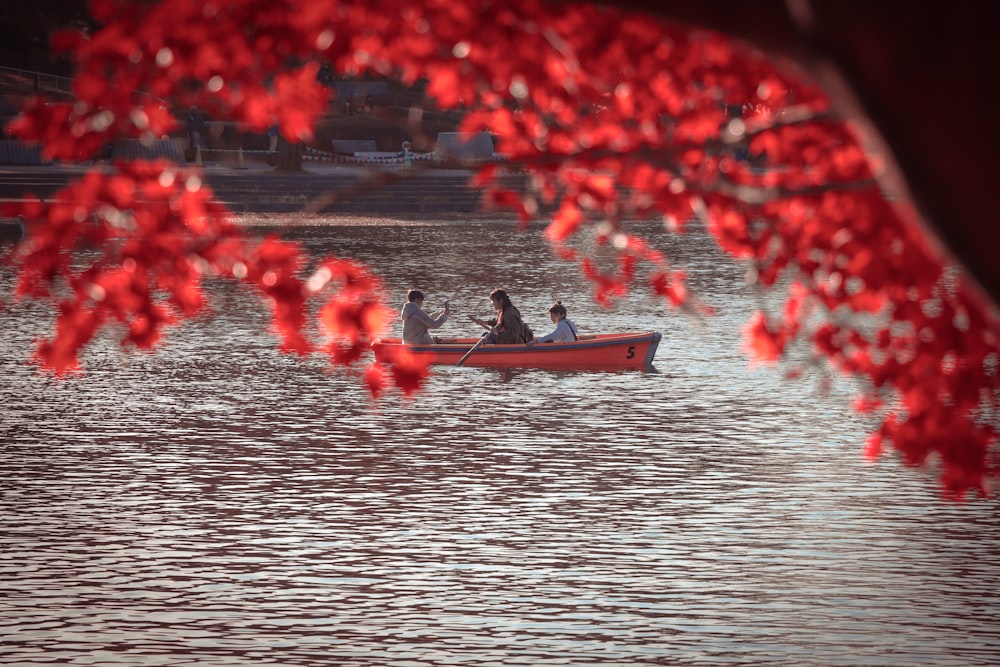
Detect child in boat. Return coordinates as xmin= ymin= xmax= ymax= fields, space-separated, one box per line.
xmin=529 ymin=301 xmax=578 ymax=344
xmin=401 ymin=289 xmax=451 ymax=344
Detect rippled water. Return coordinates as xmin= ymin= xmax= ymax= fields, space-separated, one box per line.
xmin=2 ymin=218 xmax=998 ymax=666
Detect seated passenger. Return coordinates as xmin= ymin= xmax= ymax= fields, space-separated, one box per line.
xmin=529 ymin=301 xmax=578 ymax=345
xmin=400 ymin=289 xmax=450 ymax=344
xmin=469 ymin=288 xmax=532 ymax=344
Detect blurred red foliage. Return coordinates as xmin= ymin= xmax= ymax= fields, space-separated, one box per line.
xmin=4 ymin=0 xmax=998 ymax=497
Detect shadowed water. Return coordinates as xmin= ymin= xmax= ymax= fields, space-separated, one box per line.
xmin=1 ymin=218 xmax=998 ymax=666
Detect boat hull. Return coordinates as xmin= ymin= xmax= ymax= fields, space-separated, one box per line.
xmin=371 ymin=331 xmax=661 ymax=370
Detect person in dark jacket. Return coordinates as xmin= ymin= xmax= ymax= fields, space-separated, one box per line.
xmin=469 ymin=288 xmax=532 ymax=344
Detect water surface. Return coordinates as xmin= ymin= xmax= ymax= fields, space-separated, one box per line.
xmin=1 ymin=218 xmax=998 ymax=666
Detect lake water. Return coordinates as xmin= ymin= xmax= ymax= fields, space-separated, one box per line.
xmin=1 ymin=216 xmax=998 ymax=666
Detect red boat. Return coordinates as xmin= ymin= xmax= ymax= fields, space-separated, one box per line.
xmin=371 ymin=331 xmax=661 ymax=370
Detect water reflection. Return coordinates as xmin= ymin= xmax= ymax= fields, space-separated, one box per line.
xmin=1 ymin=217 xmax=998 ymax=666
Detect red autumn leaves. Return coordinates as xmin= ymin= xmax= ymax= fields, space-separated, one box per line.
xmin=3 ymin=0 xmax=999 ymax=497
xmin=4 ymin=161 xmax=413 ymax=393
xmin=6 ymin=161 xmax=234 ymax=372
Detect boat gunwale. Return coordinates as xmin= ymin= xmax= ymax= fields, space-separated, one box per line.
xmin=372 ymin=331 xmax=661 ymax=369
xmin=374 ymin=331 xmax=660 ymax=352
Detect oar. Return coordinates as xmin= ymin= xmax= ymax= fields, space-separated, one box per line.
xmin=456 ymin=326 xmax=496 ymax=366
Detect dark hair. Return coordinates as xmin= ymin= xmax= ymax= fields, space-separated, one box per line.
xmin=549 ymin=301 xmax=567 ymax=318
xmin=489 ymin=288 xmax=512 ymax=308
xmin=407 ymin=289 xmax=424 ymax=302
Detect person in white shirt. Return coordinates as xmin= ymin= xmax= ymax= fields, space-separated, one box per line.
xmin=529 ymin=301 xmax=578 ymax=345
